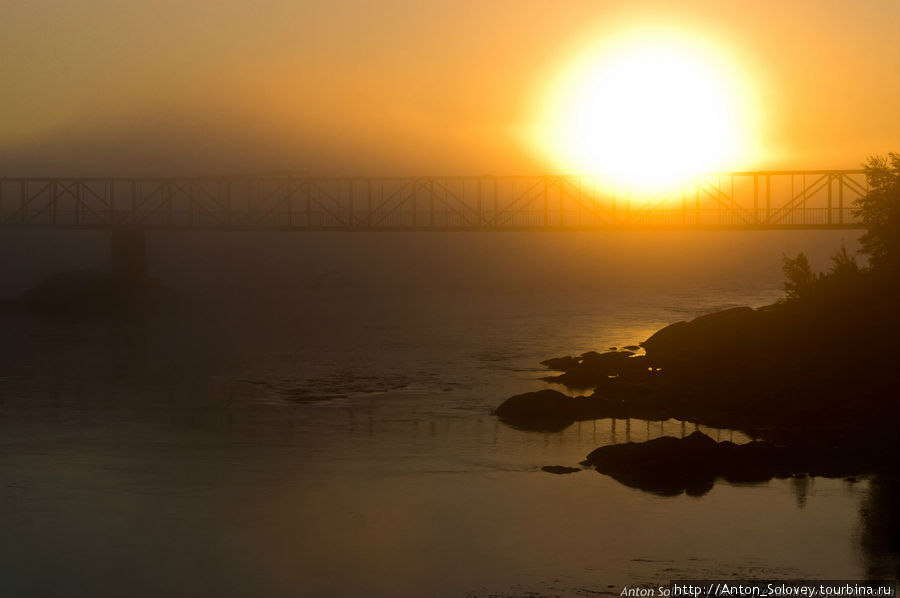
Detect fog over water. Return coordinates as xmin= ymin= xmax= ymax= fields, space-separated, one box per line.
xmin=4 ymin=0 xmax=899 ymax=592
xmin=3 ymin=229 xmax=896 ymax=597
xmin=0 ymin=230 xmax=862 ymax=302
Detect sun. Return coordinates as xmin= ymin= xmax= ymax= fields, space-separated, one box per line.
xmin=532 ymin=31 xmax=760 ymax=190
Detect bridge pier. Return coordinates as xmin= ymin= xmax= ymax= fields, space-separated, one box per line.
xmin=110 ymin=228 xmax=147 ymax=289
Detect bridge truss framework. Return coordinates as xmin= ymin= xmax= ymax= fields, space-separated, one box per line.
xmin=0 ymin=170 xmax=870 ymax=231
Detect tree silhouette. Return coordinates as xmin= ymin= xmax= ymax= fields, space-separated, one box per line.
xmin=854 ymin=153 xmax=900 ymax=272
xmin=781 ymin=252 xmax=817 ymax=300
xmin=828 ymin=243 xmax=859 ymax=277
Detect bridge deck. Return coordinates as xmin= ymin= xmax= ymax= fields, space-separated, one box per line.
xmin=0 ymin=171 xmax=869 ymax=231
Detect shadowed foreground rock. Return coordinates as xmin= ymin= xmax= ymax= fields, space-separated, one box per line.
xmin=499 ymin=160 xmax=900 ymax=494
xmin=494 ymin=387 xmax=676 ymax=432
xmin=495 ymin=293 xmax=900 ymax=492
xmin=582 ymin=432 xmax=789 ymax=495
xmin=541 ymin=465 xmax=581 ymax=475
xmin=581 ymin=431 xmax=881 ymax=496
xmin=497 ymin=299 xmax=900 ymax=442
xmin=493 ymin=389 xmax=581 ymax=432
xmin=540 ymin=350 xmax=643 ymax=388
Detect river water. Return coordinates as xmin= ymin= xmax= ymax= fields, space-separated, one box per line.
xmin=0 ymin=231 xmax=896 ymax=596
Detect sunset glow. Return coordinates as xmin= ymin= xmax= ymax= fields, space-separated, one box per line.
xmin=533 ymin=31 xmax=761 ymax=189
xmin=3 ymin=1 xmax=900 ymax=596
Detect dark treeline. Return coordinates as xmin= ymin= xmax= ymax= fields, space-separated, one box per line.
xmin=782 ymin=152 xmax=900 ymax=306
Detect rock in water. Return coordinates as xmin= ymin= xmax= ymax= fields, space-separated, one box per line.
xmin=541 ymin=465 xmax=581 ymax=475
xmin=493 ymin=389 xmax=579 ymax=431
xmin=541 ymin=350 xmax=644 ymax=389
xmin=582 ymin=431 xmax=797 ymax=496
xmin=539 ymin=355 xmax=579 ymax=371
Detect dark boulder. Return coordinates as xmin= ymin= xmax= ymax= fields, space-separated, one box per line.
xmin=493 ymin=389 xmax=580 ymax=431
xmin=641 ymin=306 xmax=762 ymax=369
xmin=539 ymin=355 xmax=579 ymax=371
xmin=541 ymin=465 xmax=581 ymax=474
xmin=494 ymin=385 xmax=676 ymax=432
xmin=582 ymin=431 xmax=799 ymax=496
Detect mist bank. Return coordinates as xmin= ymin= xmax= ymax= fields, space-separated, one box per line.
xmin=0 ymin=230 xmax=861 ymax=306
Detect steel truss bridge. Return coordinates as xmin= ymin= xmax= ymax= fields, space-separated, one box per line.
xmin=0 ymin=170 xmax=870 ymax=231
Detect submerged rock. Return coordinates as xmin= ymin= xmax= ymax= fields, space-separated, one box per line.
xmin=541 ymin=465 xmax=581 ymax=475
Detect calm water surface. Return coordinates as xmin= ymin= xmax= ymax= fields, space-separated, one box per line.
xmin=1 ymin=232 xmax=895 ymax=596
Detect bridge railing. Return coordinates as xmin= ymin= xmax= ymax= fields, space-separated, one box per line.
xmin=0 ymin=171 xmax=868 ymax=230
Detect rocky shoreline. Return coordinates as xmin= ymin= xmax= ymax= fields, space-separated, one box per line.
xmin=494 ymin=299 xmax=900 ymax=493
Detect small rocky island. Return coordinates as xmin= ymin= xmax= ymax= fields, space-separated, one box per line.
xmin=0 ymin=268 xmax=177 ymax=317
xmin=496 ymin=299 xmax=899 ymax=491
xmin=496 ymin=155 xmax=900 ymax=493
xmin=0 ymin=230 xmax=177 ymax=317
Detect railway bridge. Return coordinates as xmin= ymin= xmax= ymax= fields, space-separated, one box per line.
xmin=0 ymin=170 xmax=870 ymax=282
xmin=0 ymin=170 xmax=870 ymax=232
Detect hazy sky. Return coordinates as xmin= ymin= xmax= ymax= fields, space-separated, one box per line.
xmin=1 ymin=0 xmax=898 ymax=176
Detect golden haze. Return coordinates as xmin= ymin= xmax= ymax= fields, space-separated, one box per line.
xmin=0 ymin=1 xmax=898 ymax=176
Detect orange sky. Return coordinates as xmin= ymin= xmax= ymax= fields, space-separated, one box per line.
xmin=1 ymin=0 xmax=898 ymax=176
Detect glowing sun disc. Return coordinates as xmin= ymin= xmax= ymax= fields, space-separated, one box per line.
xmin=534 ymin=31 xmax=758 ymax=189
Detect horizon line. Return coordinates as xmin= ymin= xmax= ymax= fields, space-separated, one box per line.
xmin=0 ymin=168 xmax=875 ymax=182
